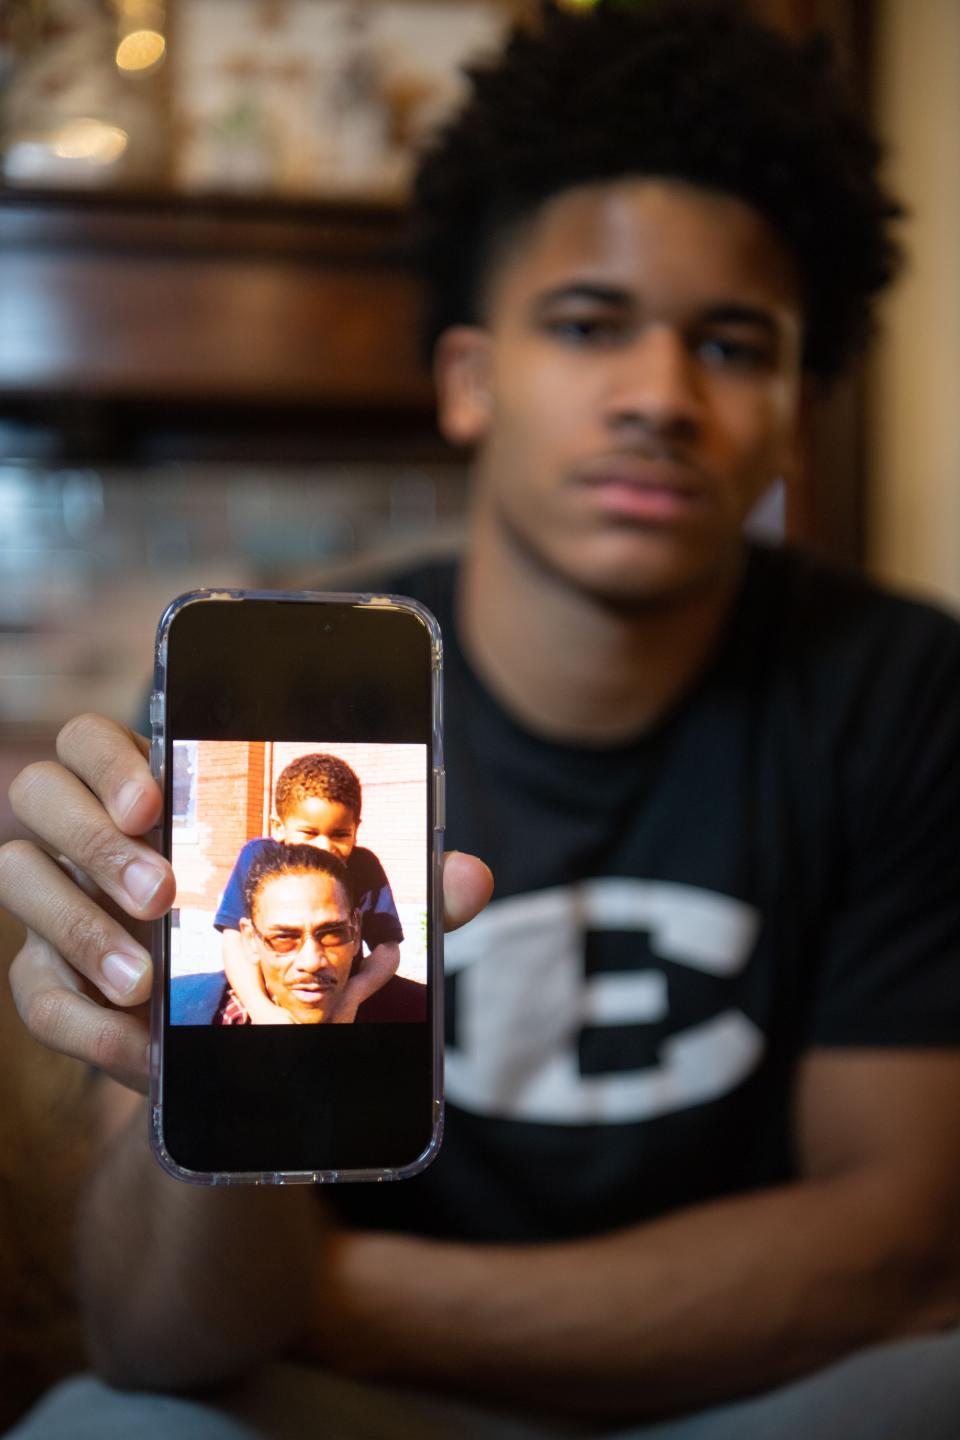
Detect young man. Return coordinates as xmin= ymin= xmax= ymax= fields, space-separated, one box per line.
xmin=2 ymin=5 xmax=960 ymax=1438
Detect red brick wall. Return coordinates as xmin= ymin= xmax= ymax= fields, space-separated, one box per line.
xmin=173 ymin=740 xmax=265 ymax=911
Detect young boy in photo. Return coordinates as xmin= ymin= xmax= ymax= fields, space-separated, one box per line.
xmin=214 ymin=752 xmax=403 ymax=1025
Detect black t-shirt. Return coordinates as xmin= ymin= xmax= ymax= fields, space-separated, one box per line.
xmin=328 ymin=544 xmax=960 ymax=1242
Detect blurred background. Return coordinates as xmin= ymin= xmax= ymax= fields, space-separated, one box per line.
xmin=0 ymin=0 xmax=958 ymax=839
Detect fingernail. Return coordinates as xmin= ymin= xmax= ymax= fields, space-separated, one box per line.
xmin=123 ymin=858 xmax=166 ymax=907
xmin=102 ymin=951 xmax=149 ymax=997
xmin=116 ymin=781 xmax=145 ymax=824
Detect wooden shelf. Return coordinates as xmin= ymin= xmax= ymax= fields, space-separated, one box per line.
xmin=0 ymin=187 xmax=443 ymax=460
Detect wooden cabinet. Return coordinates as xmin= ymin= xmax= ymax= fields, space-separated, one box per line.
xmin=0 ymin=189 xmax=444 ymax=462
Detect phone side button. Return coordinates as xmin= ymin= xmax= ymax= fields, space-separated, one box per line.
xmin=149 ymin=691 xmax=164 ymax=727
xmin=433 ymin=769 xmax=445 ymax=830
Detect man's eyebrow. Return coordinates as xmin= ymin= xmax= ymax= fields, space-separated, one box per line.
xmin=531 ymin=289 xmax=785 ymax=337
xmin=699 ymin=303 xmax=782 ymax=337
xmin=532 ymin=282 xmax=632 ymax=310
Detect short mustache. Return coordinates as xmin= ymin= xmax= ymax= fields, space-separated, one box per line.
xmin=592 ymin=441 xmax=702 ymax=467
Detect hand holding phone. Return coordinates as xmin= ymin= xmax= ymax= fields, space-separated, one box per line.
xmin=1 ymin=716 xmax=168 ymax=1088
xmin=0 ymin=713 xmax=492 ymax=1109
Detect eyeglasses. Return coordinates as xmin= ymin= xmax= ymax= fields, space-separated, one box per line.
xmin=250 ymin=917 xmax=358 ymax=957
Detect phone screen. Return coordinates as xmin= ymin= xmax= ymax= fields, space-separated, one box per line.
xmin=152 ymin=594 xmax=442 ymax=1182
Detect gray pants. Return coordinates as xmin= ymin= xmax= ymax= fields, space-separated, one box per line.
xmin=7 ymin=1326 xmax=960 ymax=1440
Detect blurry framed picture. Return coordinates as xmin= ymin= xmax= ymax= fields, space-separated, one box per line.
xmin=170 ymin=0 xmax=521 ymax=198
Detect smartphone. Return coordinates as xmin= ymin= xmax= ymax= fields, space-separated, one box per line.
xmin=148 ymin=589 xmax=444 ymax=1184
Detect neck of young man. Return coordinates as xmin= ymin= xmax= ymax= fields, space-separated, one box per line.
xmin=457 ymin=504 xmax=747 ymax=747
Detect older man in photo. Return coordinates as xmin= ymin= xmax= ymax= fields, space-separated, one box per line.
xmin=173 ymin=842 xmax=426 ymax=1026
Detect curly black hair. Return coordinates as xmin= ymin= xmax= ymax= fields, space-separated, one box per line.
xmin=273 ymin=752 xmax=362 ymax=823
xmin=410 ymin=0 xmax=903 ymax=380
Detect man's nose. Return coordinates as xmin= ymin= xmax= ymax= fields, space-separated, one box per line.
xmin=295 ymin=935 xmax=333 ymax=972
xmin=312 ymin=835 xmax=334 ymax=852
xmin=603 ymin=325 xmax=703 ymax=440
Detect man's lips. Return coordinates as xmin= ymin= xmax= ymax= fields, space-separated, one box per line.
xmin=577 ymin=458 xmax=709 ymax=522
xmin=289 ymin=979 xmax=338 ymax=1005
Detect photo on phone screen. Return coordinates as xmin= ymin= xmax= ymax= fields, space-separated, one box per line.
xmin=168 ymin=740 xmax=428 ymax=1028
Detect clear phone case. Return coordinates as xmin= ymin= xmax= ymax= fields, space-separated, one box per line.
xmin=147 ymin=588 xmax=445 ymax=1185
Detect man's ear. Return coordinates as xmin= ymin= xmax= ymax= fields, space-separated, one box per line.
xmin=434 ymin=326 xmax=493 ymax=445
xmin=269 ymin=814 xmax=284 ymax=840
xmin=238 ymin=917 xmax=259 ymax=960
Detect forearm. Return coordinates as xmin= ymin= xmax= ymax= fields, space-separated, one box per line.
xmin=324 ymin=1172 xmax=960 ymax=1418
xmin=337 ymin=942 xmax=400 ymax=1021
xmin=349 ymin=942 xmax=400 ymax=1001
xmin=80 ymin=1099 xmax=323 ymax=1392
